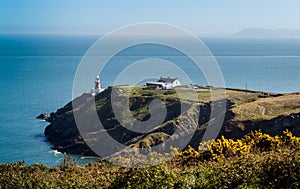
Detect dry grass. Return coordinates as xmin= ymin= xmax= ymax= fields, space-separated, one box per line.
xmin=233 ymin=94 xmax=300 ymax=121
xmin=105 ymin=86 xmax=300 ymax=122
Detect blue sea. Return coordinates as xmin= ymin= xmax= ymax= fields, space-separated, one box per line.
xmin=0 ymin=34 xmax=300 ymax=166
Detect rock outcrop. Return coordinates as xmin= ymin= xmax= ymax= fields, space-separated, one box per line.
xmin=43 ymin=87 xmax=300 ymax=156
xmin=222 ymin=113 xmax=300 ymax=139
xmin=36 ymin=113 xmax=49 ymax=120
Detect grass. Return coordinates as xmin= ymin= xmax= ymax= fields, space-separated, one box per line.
xmin=96 ymin=85 xmax=300 ymax=136
xmin=30 ymin=86 xmax=300 ymax=188
xmin=1 ymin=130 xmax=299 ymax=188
xmin=129 ymin=86 xmax=298 ymax=123
xmin=232 ymin=94 xmax=300 ymax=121
xmin=107 ymin=85 xmax=260 ymax=104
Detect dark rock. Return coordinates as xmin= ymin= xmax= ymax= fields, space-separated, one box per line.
xmin=43 ymin=87 xmax=300 ymax=157
xmin=36 ymin=113 xmax=49 ymax=120
xmin=44 ymin=88 xmax=211 ymax=156
xmin=220 ymin=112 xmax=300 ymax=139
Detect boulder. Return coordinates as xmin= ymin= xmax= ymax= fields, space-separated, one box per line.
xmin=36 ymin=113 xmax=49 ymax=120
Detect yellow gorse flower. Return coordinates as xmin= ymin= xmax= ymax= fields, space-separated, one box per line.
xmin=177 ymin=129 xmax=300 ymax=161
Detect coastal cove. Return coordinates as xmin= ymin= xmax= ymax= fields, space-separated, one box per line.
xmin=1 ymin=35 xmax=300 ymax=165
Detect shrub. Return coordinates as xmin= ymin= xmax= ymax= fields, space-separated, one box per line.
xmin=206 ymin=136 xmax=252 ymax=161
xmin=177 ymin=130 xmax=300 ymax=161
xmin=0 ymin=130 xmax=300 ymax=188
xmin=243 ymin=130 xmax=282 ymax=151
xmin=164 ymin=90 xmax=176 ymax=95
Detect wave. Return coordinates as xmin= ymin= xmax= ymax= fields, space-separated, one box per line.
xmin=80 ymin=156 xmax=98 ymax=160
xmin=49 ymin=150 xmax=62 ymax=156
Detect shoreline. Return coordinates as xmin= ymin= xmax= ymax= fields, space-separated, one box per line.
xmin=42 ymin=85 xmax=300 ymax=158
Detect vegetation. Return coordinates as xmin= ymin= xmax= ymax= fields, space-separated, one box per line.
xmin=232 ymin=93 xmax=300 ymax=121
xmin=46 ymin=85 xmax=300 ymax=156
xmin=130 ymin=86 xmax=300 ymax=123
xmin=1 ymin=130 xmax=299 ymax=188
xmin=31 ymin=86 xmax=300 ymax=188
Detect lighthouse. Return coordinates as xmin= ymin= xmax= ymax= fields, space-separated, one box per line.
xmin=91 ymin=75 xmax=103 ymax=96
xmin=95 ymin=76 xmax=101 ymax=90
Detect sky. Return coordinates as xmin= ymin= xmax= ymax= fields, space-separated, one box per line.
xmin=1 ymin=0 xmax=300 ymax=35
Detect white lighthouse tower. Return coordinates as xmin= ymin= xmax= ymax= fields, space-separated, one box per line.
xmin=95 ymin=76 xmax=101 ymax=91
xmin=91 ymin=75 xmax=104 ymax=96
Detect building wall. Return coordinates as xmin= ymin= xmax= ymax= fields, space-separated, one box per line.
xmin=172 ymin=79 xmax=181 ymax=88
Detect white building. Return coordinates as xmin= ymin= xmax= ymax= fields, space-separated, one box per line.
xmin=146 ymin=77 xmax=181 ymax=89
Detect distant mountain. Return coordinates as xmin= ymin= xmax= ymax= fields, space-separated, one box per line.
xmin=234 ymin=28 xmax=300 ymax=38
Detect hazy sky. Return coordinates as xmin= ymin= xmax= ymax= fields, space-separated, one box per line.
xmin=1 ymin=0 xmax=300 ymax=34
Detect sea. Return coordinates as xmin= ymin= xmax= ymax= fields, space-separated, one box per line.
xmin=0 ymin=34 xmax=300 ymax=166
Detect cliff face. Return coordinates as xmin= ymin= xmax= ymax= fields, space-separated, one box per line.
xmin=45 ymin=87 xmax=224 ymax=156
xmin=44 ymin=86 xmax=300 ymax=156
xmin=222 ymin=113 xmax=300 ymax=139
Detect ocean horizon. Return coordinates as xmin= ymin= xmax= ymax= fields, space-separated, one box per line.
xmin=1 ymin=34 xmax=300 ymax=166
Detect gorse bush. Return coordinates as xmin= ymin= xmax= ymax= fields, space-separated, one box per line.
xmin=282 ymin=129 xmax=300 ymax=147
xmin=206 ymin=136 xmax=252 ymax=161
xmin=0 ymin=130 xmax=299 ymax=188
xmin=178 ymin=129 xmax=300 ymax=161
xmin=243 ymin=130 xmax=283 ymax=150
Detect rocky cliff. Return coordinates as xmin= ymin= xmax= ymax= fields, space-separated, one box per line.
xmin=43 ymin=86 xmax=300 ymax=156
